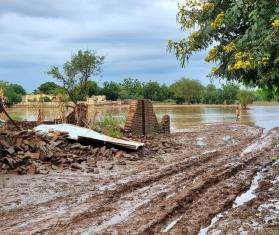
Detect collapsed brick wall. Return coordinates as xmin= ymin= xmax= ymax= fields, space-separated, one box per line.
xmin=124 ymin=99 xmax=164 ymax=135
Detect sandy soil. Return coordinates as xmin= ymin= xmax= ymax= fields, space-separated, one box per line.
xmin=0 ymin=124 xmax=278 ymax=234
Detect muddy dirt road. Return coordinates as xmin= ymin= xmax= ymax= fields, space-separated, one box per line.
xmin=0 ymin=124 xmax=278 ymax=234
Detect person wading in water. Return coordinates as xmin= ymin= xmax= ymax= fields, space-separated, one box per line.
xmin=236 ymin=106 xmax=240 ymax=121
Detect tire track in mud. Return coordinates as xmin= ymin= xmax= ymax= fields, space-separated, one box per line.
xmin=0 ymin=141 xmax=246 ymax=234
xmin=107 ymin=154 xmax=266 ymax=234
xmin=0 ymin=126 xmax=265 ymax=234
xmin=45 ymin=142 xmax=257 ymax=234
xmin=155 ymin=160 xmax=274 ymax=235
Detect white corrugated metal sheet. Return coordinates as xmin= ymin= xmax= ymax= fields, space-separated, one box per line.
xmin=34 ymin=124 xmax=144 ymax=150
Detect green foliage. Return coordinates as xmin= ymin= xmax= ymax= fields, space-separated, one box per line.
xmin=9 ymin=84 xmax=26 ymax=95
xmin=0 ymin=81 xmax=25 ymax=107
xmin=35 ymin=77 xmax=279 ymax=105
xmin=255 ymin=88 xmax=279 ymax=102
xmin=47 ymin=50 xmax=104 ymax=104
xmin=220 ymin=83 xmax=239 ymax=104
xmin=43 ymin=96 xmax=51 ymax=102
xmin=202 ymin=84 xmax=220 ymax=104
xmin=36 ymin=82 xmax=61 ymax=94
xmin=237 ymin=89 xmax=255 ymax=109
xmin=142 ymin=81 xmax=170 ymax=102
xmin=102 ymin=81 xmax=121 ymax=101
xmin=9 ymin=114 xmax=23 ymax=121
xmin=170 ymin=78 xmax=204 ymax=103
xmin=119 ymin=78 xmax=143 ymax=99
xmin=168 ymin=0 xmax=279 ymax=92
xmin=87 ymin=80 xmax=101 ymax=97
xmin=100 ymin=78 xmax=172 ymax=102
xmin=94 ymin=113 xmax=123 ymax=138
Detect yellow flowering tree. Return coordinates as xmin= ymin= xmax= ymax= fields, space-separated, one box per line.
xmin=168 ymin=0 xmax=279 ymax=93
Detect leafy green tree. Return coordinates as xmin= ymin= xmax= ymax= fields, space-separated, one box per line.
xmin=142 ymin=81 xmax=161 ymax=101
xmin=255 ymin=88 xmax=279 ymax=101
xmin=9 ymin=84 xmax=26 ymax=95
xmin=202 ymin=84 xmax=220 ymax=104
xmin=119 ymin=78 xmax=143 ymax=99
xmin=0 ymin=81 xmax=25 ymax=106
xmin=47 ymin=50 xmax=104 ymax=104
xmin=168 ymin=0 xmax=279 ymax=92
xmin=170 ymin=78 xmax=204 ymax=104
xmin=237 ymin=90 xmax=255 ymax=109
xmin=87 ymin=81 xmax=101 ymax=97
xmin=5 ymin=87 xmax=22 ymax=106
xmin=220 ymin=83 xmax=239 ymax=104
xmin=160 ymin=84 xmax=173 ymax=101
xmin=37 ymin=82 xmax=61 ymax=94
xmin=102 ymin=81 xmax=121 ymax=101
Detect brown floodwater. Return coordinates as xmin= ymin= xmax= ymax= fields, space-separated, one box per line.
xmin=4 ymin=105 xmax=279 ymax=132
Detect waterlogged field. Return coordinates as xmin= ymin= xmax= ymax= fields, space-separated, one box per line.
xmin=5 ymin=104 xmax=279 ymax=131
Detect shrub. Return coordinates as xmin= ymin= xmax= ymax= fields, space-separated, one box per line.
xmin=93 ymin=113 xmax=123 ymax=138
xmin=237 ymin=90 xmax=255 ymax=109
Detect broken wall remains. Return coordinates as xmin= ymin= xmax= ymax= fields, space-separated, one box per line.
xmin=124 ymin=99 xmax=169 ymax=135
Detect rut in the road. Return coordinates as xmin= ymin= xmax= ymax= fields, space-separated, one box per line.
xmin=108 ymin=152 xmax=270 ymax=234
xmin=46 ymin=141 xmax=258 ymax=234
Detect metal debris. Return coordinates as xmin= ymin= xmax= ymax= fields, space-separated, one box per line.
xmin=34 ymin=124 xmax=144 ymax=150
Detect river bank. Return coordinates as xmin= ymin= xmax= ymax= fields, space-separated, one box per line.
xmin=0 ymin=123 xmax=278 ymax=234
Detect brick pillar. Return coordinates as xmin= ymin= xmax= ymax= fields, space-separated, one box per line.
xmin=124 ymin=99 xmax=161 ymax=136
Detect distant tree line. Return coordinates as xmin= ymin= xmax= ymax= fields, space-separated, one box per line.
xmin=35 ymin=77 xmax=279 ymax=107
xmin=1 ymin=78 xmax=278 ymax=108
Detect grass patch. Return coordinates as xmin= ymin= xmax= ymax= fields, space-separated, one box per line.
xmin=9 ymin=114 xmax=23 ymax=121
xmin=93 ymin=113 xmax=123 ymax=138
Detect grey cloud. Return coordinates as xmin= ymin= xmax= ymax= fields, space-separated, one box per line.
xmin=0 ymin=0 xmax=212 ymax=91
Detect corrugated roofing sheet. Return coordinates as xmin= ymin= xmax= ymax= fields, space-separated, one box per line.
xmin=34 ymin=124 xmax=144 ymax=150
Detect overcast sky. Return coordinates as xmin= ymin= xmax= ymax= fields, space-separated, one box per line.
xmin=0 ymin=0 xmax=213 ymax=92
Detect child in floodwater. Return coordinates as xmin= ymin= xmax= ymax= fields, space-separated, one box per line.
xmin=236 ymin=106 xmax=240 ymax=121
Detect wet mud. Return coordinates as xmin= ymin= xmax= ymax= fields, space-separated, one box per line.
xmin=0 ymin=124 xmax=278 ymax=234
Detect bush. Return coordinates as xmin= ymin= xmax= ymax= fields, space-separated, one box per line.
xmin=9 ymin=114 xmax=23 ymax=121
xmin=93 ymin=113 xmax=123 ymax=138
xmin=237 ymin=90 xmax=255 ymax=109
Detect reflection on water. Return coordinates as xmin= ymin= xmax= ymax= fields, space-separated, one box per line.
xmin=4 ymin=105 xmax=279 ymax=131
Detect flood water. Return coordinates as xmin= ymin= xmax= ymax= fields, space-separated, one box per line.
xmin=5 ymin=105 xmax=279 ymax=132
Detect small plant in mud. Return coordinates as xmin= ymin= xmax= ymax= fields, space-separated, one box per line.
xmin=93 ymin=113 xmax=123 ymax=138
xmin=271 ymin=155 xmax=279 ymax=161
xmin=9 ymin=114 xmax=23 ymax=121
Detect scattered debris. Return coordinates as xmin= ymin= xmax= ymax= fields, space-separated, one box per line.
xmin=0 ymin=125 xmax=119 ymax=174
xmin=0 ymin=121 xmax=181 ymax=175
